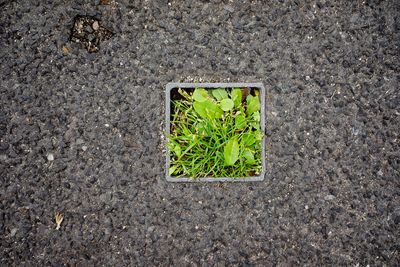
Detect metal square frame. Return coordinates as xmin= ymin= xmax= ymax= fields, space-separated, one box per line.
xmin=165 ymin=82 xmax=266 ymax=182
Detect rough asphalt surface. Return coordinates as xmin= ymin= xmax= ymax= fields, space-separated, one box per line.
xmin=1 ymin=0 xmax=399 ymax=266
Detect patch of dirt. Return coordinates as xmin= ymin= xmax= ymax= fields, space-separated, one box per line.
xmin=70 ymin=15 xmax=114 ymax=53
xmin=100 ymin=0 xmax=111 ymax=5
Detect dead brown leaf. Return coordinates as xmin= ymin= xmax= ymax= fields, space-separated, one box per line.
xmin=241 ymin=87 xmax=250 ymax=101
xmin=55 ymin=212 xmax=64 ymax=230
xmin=62 ymin=46 xmax=70 ymax=55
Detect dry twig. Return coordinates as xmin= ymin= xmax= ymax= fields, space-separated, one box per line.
xmin=55 ymin=212 xmax=64 ymax=230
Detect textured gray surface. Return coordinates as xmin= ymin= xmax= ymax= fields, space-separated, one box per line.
xmin=165 ymin=82 xmax=266 ymax=182
xmin=1 ymin=0 xmax=399 ymax=265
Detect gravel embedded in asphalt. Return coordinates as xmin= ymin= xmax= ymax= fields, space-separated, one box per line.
xmin=0 ymin=0 xmax=399 ymax=265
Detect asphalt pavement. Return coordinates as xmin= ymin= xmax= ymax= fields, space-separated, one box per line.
xmin=1 ymin=0 xmax=399 ymax=265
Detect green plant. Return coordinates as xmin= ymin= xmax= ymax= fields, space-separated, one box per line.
xmin=167 ymin=87 xmax=263 ymax=178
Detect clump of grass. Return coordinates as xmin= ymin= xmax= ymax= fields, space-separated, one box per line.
xmin=167 ymin=87 xmax=263 ymax=178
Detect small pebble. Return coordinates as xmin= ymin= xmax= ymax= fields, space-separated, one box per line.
xmin=105 ymin=228 xmax=112 ymax=235
xmin=92 ymin=21 xmax=99 ymax=31
xmin=223 ymin=4 xmax=234 ymax=12
xmin=10 ymin=228 xmax=18 ymax=237
xmin=76 ymin=138 xmax=84 ymax=145
xmin=325 ymin=194 xmax=336 ymax=201
xmin=82 ymin=146 xmax=88 ymax=151
xmin=47 ymin=153 xmax=54 ymax=161
xmin=87 ymin=234 xmax=94 ymax=241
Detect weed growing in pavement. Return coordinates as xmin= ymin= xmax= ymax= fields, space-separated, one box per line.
xmin=167 ymin=87 xmax=263 ymax=178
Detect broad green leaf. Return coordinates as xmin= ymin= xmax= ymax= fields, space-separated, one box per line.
xmin=231 ymin=88 xmax=242 ymax=108
xmin=193 ymin=99 xmax=223 ymax=119
xmin=253 ymin=111 xmax=260 ymax=122
xmin=193 ymin=88 xmax=208 ymax=102
xmin=242 ymin=131 xmax=262 ymax=149
xmin=223 ymin=138 xmax=239 ymax=166
xmin=212 ymin=88 xmax=228 ymax=101
xmin=246 ymin=95 xmax=252 ymax=102
xmin=174 ymin=144 xmax=181 ymax=157
xmin=193 ymin=101 xmax=208 ymax=119
xmin=220 ymin=99 xmax=234 ymax=111
xmin=243 ymin=149 xmax=255 ymax=163
xmin=235 ymin=114 xmax=246 ymax=130
xmin=241 ymin=133 xmax=257 ymax=147
xmin=246 ymin=95 xmax=260 ymax=115
xmin=169 ymin=165 xmax=177 ymax=176
xmin=250 ymin=111 xmax=261 ymax=129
